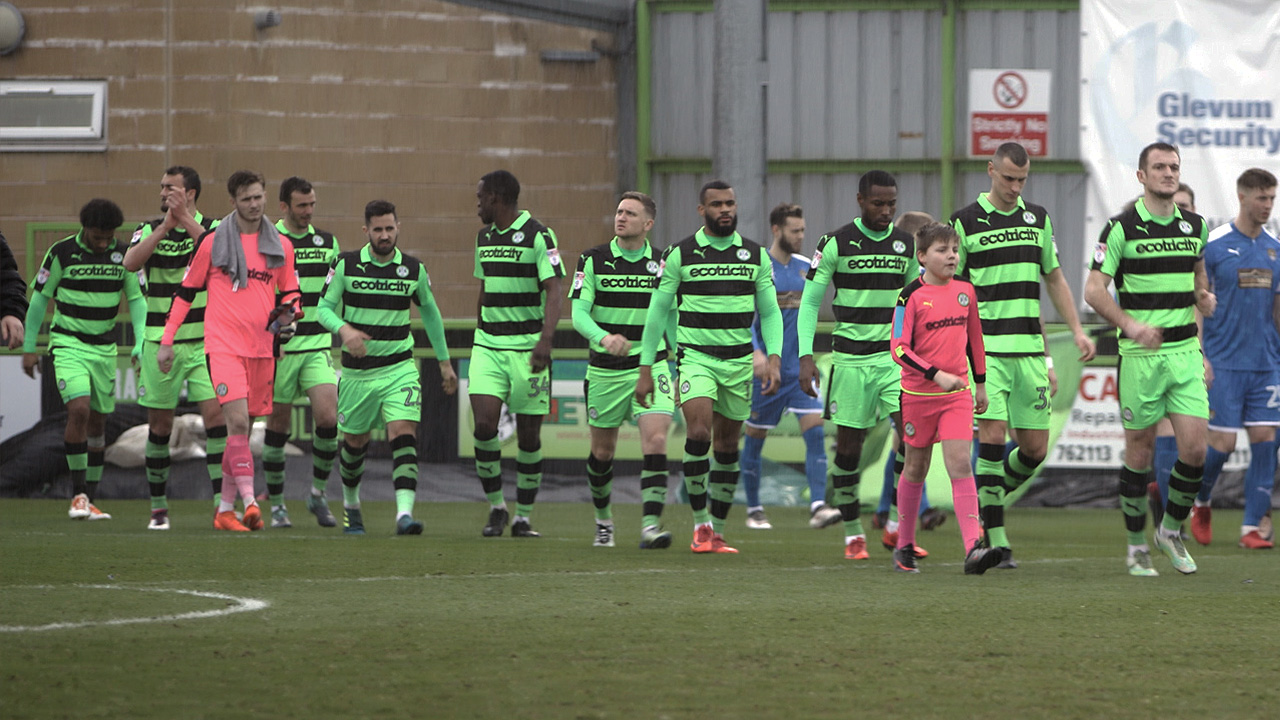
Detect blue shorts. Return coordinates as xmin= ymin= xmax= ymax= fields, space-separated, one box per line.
xmin=745 ymin=376 xmax=822 ymax=429
xmin=1207 ymin=367 xmax=1280 ymax=431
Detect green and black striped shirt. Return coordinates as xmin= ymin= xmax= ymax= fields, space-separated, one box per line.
xmin=318 ymin=245 xmax=450 ymax=377
xmin=131 ymin=212 xmax=218 ymax=344
xmin=640 ymin=228 xmax=781 ymax=364
xmin=28 ymin=232 xmax=144 ymax=355
xmin=1091 ymin=198 xmax=1207 ymax=357
xmin=800 ymin=218 xmax=917 ymax=364
xmin=473 ymin=210 xmax=564 ymax=352
xmin=952 ymin=194 xmax=1059 ymax=357
xmin=569 ymin=237 xmax=668 ymax=371
xmin=276 ymin=220 xmax=339 ymax=354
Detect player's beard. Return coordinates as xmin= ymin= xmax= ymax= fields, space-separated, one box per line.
xmin=704 ymin=211 xmax=738 ymax=237
xmin=778 ymin=234 xmax=801 ymax=255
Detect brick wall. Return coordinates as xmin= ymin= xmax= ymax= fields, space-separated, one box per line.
xmin=0 ymin=1 xmax=620 ymax=319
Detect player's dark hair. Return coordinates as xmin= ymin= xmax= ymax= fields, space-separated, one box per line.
xmin=164 ymin=165 xmax=201 ymax=202
xmin=699 ymin=179 xmax=733 ymax=204
xmin=364 ymin=200 xmax=397 ymax=224
xmin=279 ymin=176 xmax=314 ymax=204
xmin=227 ymin=170 xmax=265 ymax=198
xmin=858 ymin=170 xmax=897 ymax=197
xmin=80 ymin=198 xmax=124 ymax=231
xmin=1176 ymin=183 xmax=1195 ymax=209
xmin=1138 ymin=142 xmax=1178 ymax=171
xmin=480 ymin=170 xmax=521 ymax=206
xmin=894 ymin=211 xmax=934 ymax=237
xmin=1237 ymin=168 xmax=1277 ymax=192
xmin=914 ymin=222 xmax=957 ymax=256
xmin=992 ymin=142 xmax=1030 ymax=167
xmin=769 ymin=202 xmax=803 ymax=229
xmin=620 ymin=191 xmax=657 ymax=220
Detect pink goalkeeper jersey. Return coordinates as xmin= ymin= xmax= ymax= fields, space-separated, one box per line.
xmin=891 ymin=277 xmax=986 ymax=396
xmin=163 ymin=230 xmax=299 ymax=358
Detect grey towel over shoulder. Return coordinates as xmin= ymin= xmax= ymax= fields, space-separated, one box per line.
xmin=209 ymin=212 xmax=285 ymax=291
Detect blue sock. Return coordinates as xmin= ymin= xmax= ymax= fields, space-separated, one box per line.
xmin=802 ymin=424 xmax=827 ymax=508
xmin=878 ymin=448 xmax=895 ymax=514
xmin=1153 ymin=435 xmax=1178 ymax=506
xmin=741 ymin=433 xmax=766 ymax=509
xmin=970 ymin=437 xmax=980 ymax=473
xmin=1243 ymin=440 xmax=1277 ymax=527
xmin=1199 ymin=444 xmax=1232 ymax=503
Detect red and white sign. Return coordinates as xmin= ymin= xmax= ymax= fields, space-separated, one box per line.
xmin=1049 ymin=366 xmax=1249 ymax=469
xmin=969 ymin=69 xmax=1051 ymax=157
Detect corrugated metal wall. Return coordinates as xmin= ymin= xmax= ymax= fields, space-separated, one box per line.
xmin=647 ymin=4 xmax=1086 ymax=319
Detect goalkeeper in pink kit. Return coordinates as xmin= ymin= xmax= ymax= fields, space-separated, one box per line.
xmin=159 ymin=170 xmax=300 ymax=531
xmin=890 ymin=222 xmax=1001 ymax=574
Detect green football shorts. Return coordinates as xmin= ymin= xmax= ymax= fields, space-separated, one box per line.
xmin=336 ymin=361 xmax=422 ymax=434
xmin=677 ymin=349 xmax=752 ymax=422
xmin=468 ymin=344 xmax=551 ymax=416
xmin=52 ymin=346 xmax=116 ymax=413
xmin=1117 ymin=349 xmax=1208 ymax=429
xmin=273 ymin=350 xmax=337 ymax=404
xmin=585 ymin=363 xmax=675 ymax=428
xmin=138 ymin=339 xmax=216 ymax=409
xmin=825 ymin=359 xmax=900 ymax=429
xmin=976 ymin=355 xmax=1052 ymax=430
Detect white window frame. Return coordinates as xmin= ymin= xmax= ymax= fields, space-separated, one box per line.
xmin=0 ymin=80 xmax=107 ymax=149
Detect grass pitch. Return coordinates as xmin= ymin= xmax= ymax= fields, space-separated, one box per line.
xmin=2 ymin=499 xmax=1278 ymax=720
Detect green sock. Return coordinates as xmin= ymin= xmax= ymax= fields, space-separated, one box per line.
xmin=1120 ymin=465 xmax=1150 ymax=545
xmin=976 ymin=450 xmax=1006 ymax=544
xmin=708 ymin=450 xmax=739 ymax=535
xmin=66 ymin=441 xmax=88 ymax=496
xmin=146 ymin=432 xmax=170 ymax=511
xmin=684 ymin=440 xmax=711 ymax=526
xmin=206 ymin=425 xmax=227 ymax=505
xmin=87 ymin=444 xmax=104 ymax=493
xmin=342 ymin=483 xmax=361 ymax=508
xmin=395 ymin=488 xmax=415 ymax=517
xmin=888 ymin=448 xmax=905 ymax=524
xmin=474 ymin=435 xmax=504 ymax=507
xmin=263 ymin=429 xmax=289 ymax=508
xmin=391 ymin=435 xmax=418 ymax=517
xmin=312 ymin=425 xmax=338 ymax=495
xmin=708 ymin=478 xmax=734 ymax=534
xmin=340 ymin=441 xmax=365 ymax=508
xmin=1121 ymin=495 xmax=1147 ymax=545
xmin=1164 ymin=459 xmax=1203 ymax=534
xmin=1004 ymin=448 xmax=1039 ymax=494
xmin=515 ymin=447 xmax=542 ymax=519
xmin=587 ymin=454 xmax=613 ymax=522
xmin=832 ymin=454 xmax=863 ymax=537
xmin=641 ymin=454 xmax=668 ymax=529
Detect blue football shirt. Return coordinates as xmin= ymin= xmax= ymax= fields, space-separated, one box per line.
xmin=1202 ymin=222 xmax=1280 ymax=369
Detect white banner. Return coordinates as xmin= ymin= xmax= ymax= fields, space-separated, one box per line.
xmin=1080 ymin=0 xmax=1280 ymax=262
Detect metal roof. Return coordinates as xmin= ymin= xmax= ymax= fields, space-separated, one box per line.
xmin=443 ymin=0 xmax=632 ymax=30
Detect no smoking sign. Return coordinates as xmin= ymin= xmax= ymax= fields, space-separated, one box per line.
xmin=969 ymin=68 xmax=1052 ymax=157
xmin=994 ymin=71 xmax=1028 ymax=109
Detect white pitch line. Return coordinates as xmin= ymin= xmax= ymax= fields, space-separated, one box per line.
xmin=0 ymin=556 xmax=1103 ymax=605
xmin=0 ymin=584 xmax=269 ymax=633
